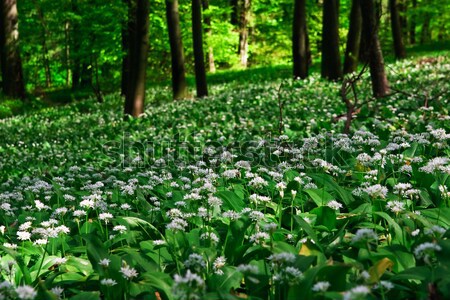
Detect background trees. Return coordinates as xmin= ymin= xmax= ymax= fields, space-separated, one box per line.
xmin=0 ymin=0 xmax=448 ymax=105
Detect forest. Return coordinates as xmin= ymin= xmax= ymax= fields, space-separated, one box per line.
xmin=1 ymin=0 xmax=450 ymax=299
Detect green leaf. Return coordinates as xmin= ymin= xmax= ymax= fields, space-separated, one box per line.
xmin=70 ymin=292 xmax=101 ymax=300
xmin=310 ymin=206 xmax=336 ymax=230
xmin=207 ymin=267 xmax=243 ymax=293
xmin=304 ymin=189 xmax=334 ymax=207
xmin=216 ymin=191 xmax=246 ymax=212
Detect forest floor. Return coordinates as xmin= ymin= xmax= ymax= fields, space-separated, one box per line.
xmin=0 ymin=45 xmax=449 ymax=299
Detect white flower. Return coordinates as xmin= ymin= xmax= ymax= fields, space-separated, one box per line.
xmin=249 ymin=232 xmax=270 ymax=245
xmin=414 ymin=242 xmax=442 ymax=260
xmin=343 ymin=285 xmax=370 ymax=300
xmin=100 ymin=278 xmax=117 ymax=286
xmin=386 ymin=201 xmax=406 ymax=214
xmin=15 ymin=285 xmax=37 ymax=300
xmin=352 ymin=229 xmax=378 ymax=244
xmin=173 ymin=270 xmax=205 ymax=300
xmin=99 ymin=258 xmax=111 ymax=267
xmin=237 ymin=264 xmax=259 ymax=274
xmin=99 ymin=212 xmax=113 ymax=222
xmin=113 ymin=225 xmax=127 ymax=234
xmin=153 ymin=239 xmax=166 ymax=246
xmin=120 ymin=265 xmax=139 ymax=280
xmin=50 ymin=286 xmax=64 ymax=299
xmin=17 ymin=231 xmax=31 ymax=241
xmin=327 ymin=200 xmax=343 ymax=210
xmin=213 ymin=256 xmax=226 ymax=275
xmin=312 ymin=281 xmax=330 ymax=292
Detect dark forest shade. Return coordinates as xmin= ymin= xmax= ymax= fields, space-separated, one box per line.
xmin=343 ymin=0 xmax=362 ymax=74
xmin=124 ymin=0 xmax=149 ymax=117
xmin=0 ymin=0 xmax=25 ymax=99
xmin=321 ymin=0 xmax=342 ymax=80
xmin=166 ymin=0 xmax=188 ymax=100
xmin=360 ymin=0 xmax=390 ymax=98
xmin=192 ymin=0 xmax=208 ymax=97
xmin=389 ymin=0 xmax=406 ymax=59
xmin=292 ymin=0 xmax=308 ymax=79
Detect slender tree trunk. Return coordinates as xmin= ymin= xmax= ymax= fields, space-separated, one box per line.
xmin=230 ymin=0 xmax=238 ymax=25
xmin=202 ymin=0 xmax=215 ymax=73
xmin=292 ymin=0 xmax=308 ymax=79
xmin=321 ymin=0 xmax=342 ymax=80
xmin=121 ymin=0 xmax=131 ymax=97
xmin=389 ymin=0 xmax=406 ymax=59
xmin=361 ymin=0 xmax=390 ymax=98
xmin=409 ymin=0 xmax=416 ymax=44
xmin=192 ymin=0 xmax=208 ymax=97
xmin=238 ymin=0 xmax=250 ymax=68
xmin=166 ymin=0 xmax=188 ymax=99
xmin=80 ymin=62 xmax=92 ymax=88
xmin=71 ymin=0 xmax=81 ymax=89
xmin=343 ymin=0 xmax=362 ymax=74
xmin=64 ymin=21 xmax=71 ymax=86
xmin=124 ymin=0 xmax=149 ymax=117
xmin=31 ymin=0 xmax=52 ymax=87
xmin=398 ymin=0 xmax=407 ymax=40
xmin=0 ymin=0 xmax=25 ymax=99
xmin=420 ymin=13 xmax=431 ymax=44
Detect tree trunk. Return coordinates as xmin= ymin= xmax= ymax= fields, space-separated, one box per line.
xmin=238 ymin=0 xmax=250 ymax=68
xmin=124 ymin=0 xmax=149 ymax=117
xmin=0 ymin=0 xmax=25 ymax=99
xmin=321 ymin=0 xmax=342 ymax=80
xmin=230 ymin=0 xmax=238 ymax=25
xmin=202 ymin=0 xmax=215 ymax=73
xmin=71 ymin=0 xmax=81 ymax=89
xmin=389 ymin=0 xmax=406 ymax=59
xmin=409 ymin=0 xmax=416 ymax=44
xmin=32 ymin=0 xmax=52 ymax=87
xmin=343 ymin=0 xmax=362 ymax=74
xmin=192 ymin=0 xmax=208 ymax=97
xmin=398 ymin=0 xmax=407 ymax=40
xmin=420 ymin=13 xmax=431 ymax=44
xmin=361 ymin=0 xmax=390 ymax=98
xmin=166 ymin=0 xmax=188 ymax=99
xmin=64 ymin=21 xmax=71 ymax=86
xmin=121 ymin=0 xmax=131 ymax=97
xmin=292 ymin=0 xmax=308 ymax=79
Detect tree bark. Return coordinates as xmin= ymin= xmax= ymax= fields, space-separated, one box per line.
xmin=398 ymin=0 xmax=407 ymax=40
xmin=238 ymin=0 xmax=250 ymax=68
xmin=71 ymin=0 xmax=81 ymax=89
xmin=0 ymin=0 xmax=25 ymax=99
xmin=360 ymin=0 xmax=390 ymax=98
xmin=292 ymin=0 xmax=308 ymax=79
xmin=165 ymin=0 xmax=188 ymax=99
xmin=121 ymin=0 xmax=131 ymax=97
xmin=31 ymin=0 xmax=52 ymax=87
xmin=124 ymin=0 xmax=149 ymax=117
xmin=343 ymin=0 xmax=362 ymax=74
xmin=420 ymin=13 xmax=431 ymax=44
xmin=409 ymin=0 xmax=416 ymax=44
xmin=389 ymin=0 xmax=406 ymax=59
xmin=192 ymin=0 xmax=208 ymax=97
xmin=321 ymin=0 xmax=342 ymax=80
xmin=202 ymin=0 xmax=215 ymax=73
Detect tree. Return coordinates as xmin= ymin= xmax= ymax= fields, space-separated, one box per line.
xmin=0 ymin=0 xmax=25 ymax=99
xmin=166 ymin=0 xmax=188 ymax=99
xmin=292 ymin=0 xmax=308 ymax=79
xmin=237 ymin=0 xmax=250 ymax=68
xmin=121 ymin=0 xmax=130 ymax=97
xmin=343 ymin=0 xmax=362 ymax=74
xmin=409 ymin=0 xmax=417 ymax=44
xmin=321 ymin=0 xmax=342 ymax=80
xmin=360 ymin=0 xmax=390 ymax=98
xmin=192 ymin=0 xmax=208 ymax=97
xmin=124 ymin=0 xmax=149 ymax=117
xmin=389 ymin=0 xmax=406 ymax=59
xmin=202 ymin=0 xmax=215 ymax=73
